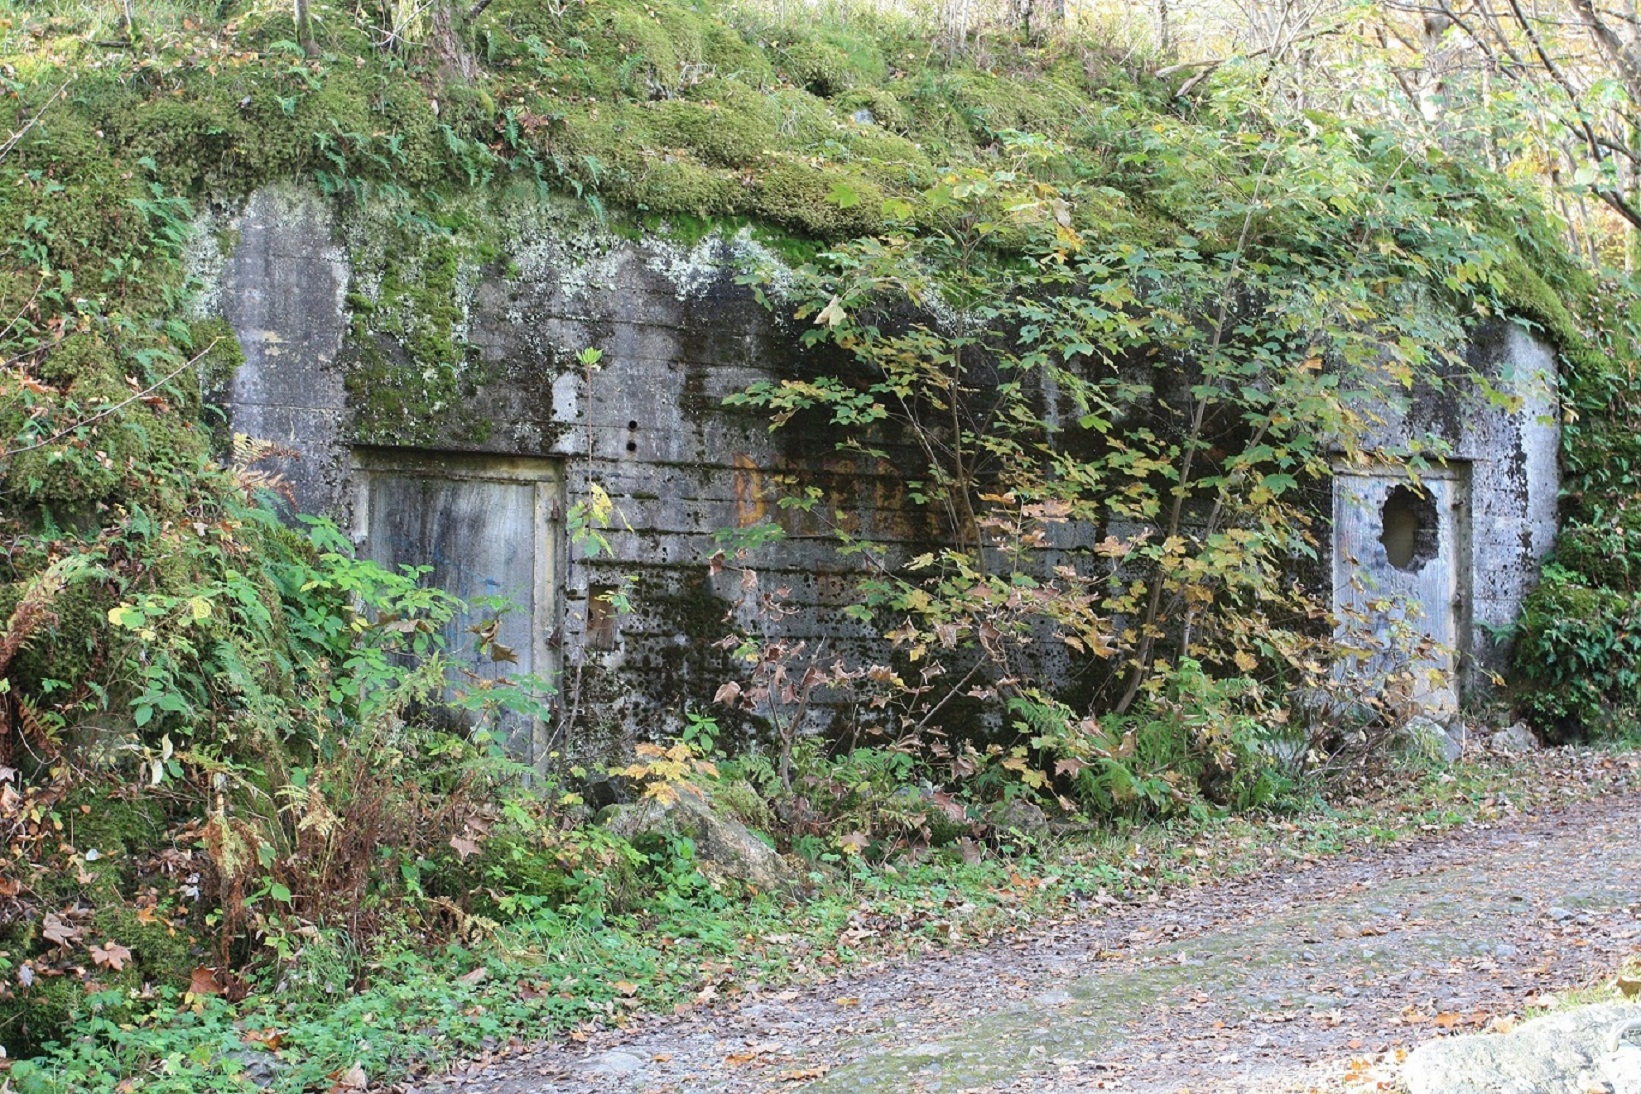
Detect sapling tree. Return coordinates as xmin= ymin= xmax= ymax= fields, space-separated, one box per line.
xmin=734 ymin=89 xmax=1510 ymax=795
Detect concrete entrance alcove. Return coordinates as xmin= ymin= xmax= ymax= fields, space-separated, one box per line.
xmin=350 ymin=448 xmax=562 ymax=764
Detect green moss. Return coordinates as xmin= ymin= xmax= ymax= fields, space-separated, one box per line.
xmin=753 ymin=161 xmax=884 ymax=238
xmin=187 ymin=317 xmax=247 ymax=402
xmin=342 ymin=199 xmax=501 ymax=446
xmin=626 ymin=158 xmax=740 ymax=217
xmin=0 ymin=334 xmax=210 ymax=508
xmin=649 ymin=99 xmax=775 ymax=168
xmin=709 ymin=778 xmax=776 ymax=834
xmin=942 ymin=70 xmax=1088 ymax=137
xmin=0 ymin=787 xmax=196 ymax=1058
xmin=1554 ymin=521 xmax=1638 ymax=590
xmin=780 ymin=40 xmax=861 ymax=97
xmin=835 ymin=88 xmax=912 ymax=133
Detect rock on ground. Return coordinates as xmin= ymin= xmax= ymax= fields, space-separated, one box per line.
xmin=600 ymin=784 xmax=794 ymax=892
xmin=1489 ymin=721 xmax=1542 ymax=753
xmin=1403 ymin=1003 xmax=1641 ymax=1094
xmin=1401 ymin=715 xmax=1465 ymax=763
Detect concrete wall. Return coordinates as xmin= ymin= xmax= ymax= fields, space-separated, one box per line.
xmin=212 ymin=186 xmax=353 ymax=515
xmin=1331 ymin=321 xmax=1560 ymax=699
xmin=195 ymin=184 xmax=939 ymax=760
xmin=197 ymin=184 xmax=1561 ymax=757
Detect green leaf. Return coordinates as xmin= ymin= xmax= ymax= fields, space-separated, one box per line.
xmin=828 ymin=182 xmax=861 ymax=209
xmin=107 ymin=604 xmax=145 ymax=629
xmin=881 ymin=197 xmax=915 ymax=221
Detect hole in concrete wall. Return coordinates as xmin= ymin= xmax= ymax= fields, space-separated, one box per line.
xmin=627 ymin=420 xmax=638 ymax=430
xmin=1380 ymin=485 xmax=1438 ymax=572
xmin=587 ymin=584 xmax=619 ymax=650
xmin=625 ymin=440 xmax=638 ymax=453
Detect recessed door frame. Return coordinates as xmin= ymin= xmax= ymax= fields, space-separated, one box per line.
xmin=1331 ymin=461 xmax=1473 ymax=712
xmin=350 ymin=447 xmax=563 ymax=768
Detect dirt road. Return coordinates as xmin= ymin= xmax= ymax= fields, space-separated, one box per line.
xmin=416 ymin=789 xmax=1641 ymax=1093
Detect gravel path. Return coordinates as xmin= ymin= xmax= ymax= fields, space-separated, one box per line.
xmin=413 ymin=788 xmax=1641 ymax=1093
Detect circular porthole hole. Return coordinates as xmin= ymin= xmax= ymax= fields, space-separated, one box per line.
xmin=1379 ymin=484 xmax=1438 ymax=572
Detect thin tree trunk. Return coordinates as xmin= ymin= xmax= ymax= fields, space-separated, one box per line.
xmin=294 ymin=0 xmax=317 ymax=56
xmin=431 ymin=1 xmax=474 ymax=80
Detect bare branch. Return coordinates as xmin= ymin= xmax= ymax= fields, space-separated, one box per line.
xmin=0 ymin=81 xmax=70 ymax=166
xmin=2 ymin=340 xmax=220 ymax=461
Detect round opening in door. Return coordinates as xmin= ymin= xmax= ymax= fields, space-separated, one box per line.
xmin=1379 ymin=484 xmax=1438 ymax=572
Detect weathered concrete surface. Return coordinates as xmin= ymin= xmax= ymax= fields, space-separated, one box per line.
xmin=213 ymin=184 xmax=352 ymax=514
xmin=201 ymin=191 xmax=949 ymax=759
xmin=201 ymin=186 xmax=1562 ymax=753
xmin=1403 ymin=1003 xmax=1641 ymax=1094
xmin=1334 ymin=324 xmax=1560 ymax=701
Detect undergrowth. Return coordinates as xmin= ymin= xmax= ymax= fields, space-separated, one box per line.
xmin=12 ymin=743 xmax=1634 ymax=1093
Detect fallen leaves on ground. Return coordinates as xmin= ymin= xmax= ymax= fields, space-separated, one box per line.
xmin=89 ymin=941 xmax=131 ymax=971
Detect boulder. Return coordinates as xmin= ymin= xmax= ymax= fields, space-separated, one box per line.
xmin=1399 ymin=715 xmax=1465 ymax=763
xmin=1489 ymin=721 xmax=1541 ymax=753
xmin=1403 ymin=1003 xmax=1641 ymax=1094
xmin=601 ymin=784 xmax=796 ymax=892
xmin=994 ymin=797 xmax=1050 ymax=839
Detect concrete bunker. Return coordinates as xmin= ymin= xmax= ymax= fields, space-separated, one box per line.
xmin=199 ymin=184 xmax=1563 ymax=759
xmin=1327 ymin=323 xmax=1560 ymax=709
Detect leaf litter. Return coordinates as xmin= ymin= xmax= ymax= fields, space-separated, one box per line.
xmin=405 ymin=752 xmax=1641 ymax=1094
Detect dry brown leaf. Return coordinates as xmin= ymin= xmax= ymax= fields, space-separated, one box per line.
xmin=90 ymin=941 xmax=132 ymax=971
xmin=41 ymin=913 xmax=80 ymax=948
xmin=779 ymin=1065 xmax=831 ymax=1081
xmin=189 ymin=966 xmax=225 ymax=996
xmin=333 ymin=1062 xmax=367 ymax=1090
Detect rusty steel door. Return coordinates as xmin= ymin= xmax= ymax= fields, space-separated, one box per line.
xmin=1332 ymin=466 xmax=1470 ymax=712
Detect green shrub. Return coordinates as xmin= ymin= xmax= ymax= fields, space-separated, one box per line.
xmin=1512 ymin=566 xmax=1641 ymax=738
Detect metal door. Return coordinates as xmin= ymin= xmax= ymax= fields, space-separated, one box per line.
xmin=1332 ymin=466 xmax=1469 ymax=712
xmin=351 ymin=449 xmax=561 ymax=766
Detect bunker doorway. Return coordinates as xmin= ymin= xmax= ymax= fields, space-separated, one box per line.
xmin=1331 ymin=465 xmax=1471 ymax=713
xmin=350 ymin=448 xmax=562 ymax=767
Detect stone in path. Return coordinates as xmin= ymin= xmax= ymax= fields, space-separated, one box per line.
xmin=1403 ymin=1002 xmax=1641 ymax=1094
